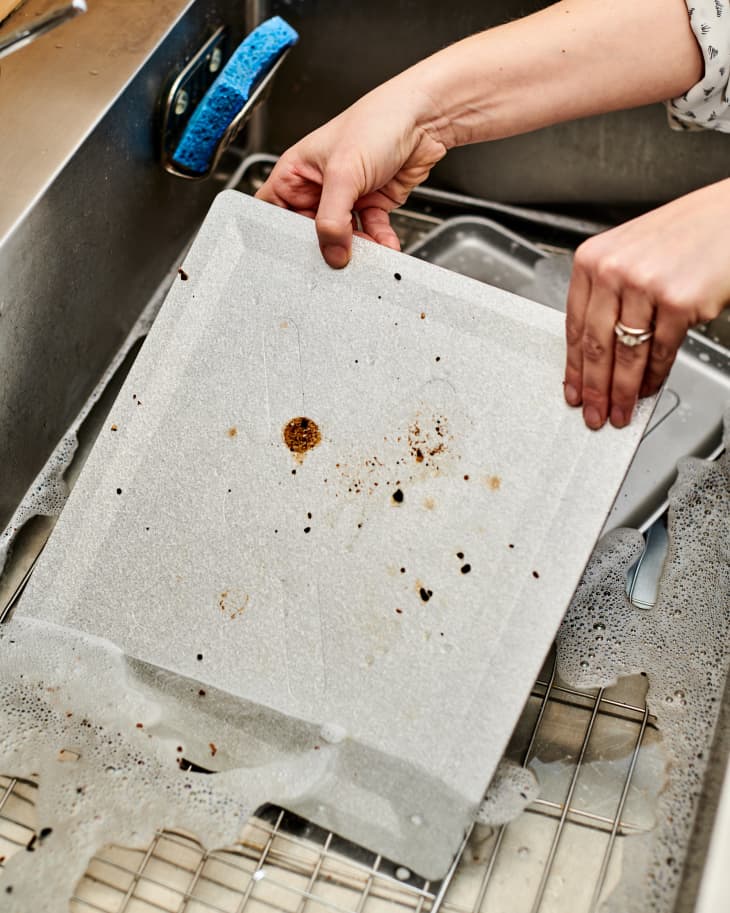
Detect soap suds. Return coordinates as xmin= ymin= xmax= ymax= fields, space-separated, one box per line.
xmin=474 ymin=760 xmax=540 ymax=826
xmin=0 ymin=618 xmax=331 ymax=913
xmin=557 ymin=412 xmax=730 ymax=913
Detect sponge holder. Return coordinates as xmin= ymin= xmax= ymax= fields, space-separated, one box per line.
xmin=160 ymin=26 xmax=291 ymax=181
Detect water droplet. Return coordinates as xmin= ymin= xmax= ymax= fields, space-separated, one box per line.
xmin=580 ymin=660 xmax=589 ymax=669
xmin=410 ymin=814 xmax=423 ymax=826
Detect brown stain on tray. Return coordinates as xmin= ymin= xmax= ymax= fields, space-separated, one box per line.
xmin=283 ymin=417 xmax=321 ymax=461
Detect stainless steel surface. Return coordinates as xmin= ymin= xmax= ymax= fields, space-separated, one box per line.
xmin=258 ymin=0 xmax=730 ymax=206
xmin=406 ymin=217 xmax=547 ymax=298
xmin=0 ymin=0 xmax=251 ymax=531
xmin=626 ymin=518 xmax=668 ymax=610
xmin=0 ymin=0 xmax=85 ymax=60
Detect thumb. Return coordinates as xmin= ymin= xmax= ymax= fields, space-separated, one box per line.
xmin=315 ymin=164 xmax=359 ymax=269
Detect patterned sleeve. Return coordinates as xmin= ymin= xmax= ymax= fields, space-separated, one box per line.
xmin=666 ymin=1 xmax=730 ymax=132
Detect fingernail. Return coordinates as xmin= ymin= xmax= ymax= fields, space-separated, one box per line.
xmin=564 ymin=383 xmax=580 ymax=406
xmin=322 ymin=244 xmax=350 ymax=269
xmin=583 ymin=405 xmax=602 ymax=429
xmin=610 ymin=406 xmax=626 ymax=428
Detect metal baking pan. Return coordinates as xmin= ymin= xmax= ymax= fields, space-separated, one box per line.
xmin=407 ymin=217 xmax=729 ymax=531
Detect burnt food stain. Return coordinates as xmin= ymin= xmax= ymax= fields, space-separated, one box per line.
xmin=461 ymin=564 xmax=472 ymax=574
xmin=227 ymin=427 xmax=237 ymax=438
xmin=456 ymin=552 xmax=464 ymax=560
xmin=532 ymin=570 xmax=540 ymax=579
xmin=394 ymin=272 xmax=402 ymax=281
xmin=419 ymin=588 xmax=433 ymax=603
xmin=392 ymin=488 xmax=404 ymax=504
xmin=178 ymin=267 xmax=189 ymax=280
xmin=283 ymin=417 xmax=321 ymax=457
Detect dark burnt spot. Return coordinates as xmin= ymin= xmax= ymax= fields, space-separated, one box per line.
xmin=394 ymin=272 xmax=402 ymax=281
xmin=227 ymin=427 xmax=237 ymax=438
xmin=419 ymin=588 xmax=433 ymax=603
xmin=415 ymin=448 xmax=424 ymax=463
xmin=39 ymin=828 xmax=53 ymax=840
xmin=283 ymin=417 xmax=321 ymax=457
xmin=178 ymin=268 xmax=189 ymax=281
xmin=392 ymin=488 xmax=404 ymax=504
xmin=461 ymin=564 xmax=471 ymax=574
xmin=304 ymin=527 xmax=311 ymax=534
xmin=196 ymin=653 xmax=203 ymax=661
xmin=532 ymin=570 xmax=540 ymax=579
xmin=198 ymin=689 xmax=206 ymax=697
xmin=456 ymin=552 xmax=464 ymax=560
xmin=508 ymin=543 xmax=515 ymax=549
xmin=400 ymin=567 xmax=406 ymax=574
xmin=395 ymin=607 xmax=403 ymax=614
xmin=116 ymin=488 xmax=122 ymax=495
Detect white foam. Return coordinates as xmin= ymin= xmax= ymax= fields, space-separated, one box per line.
xmin=474 ymin=759 xmax=540 ymax=826
xmin=557 ymin=410 xmax=730 ymax=913
xmin=0 ymin=618 xmax=330 ymax=913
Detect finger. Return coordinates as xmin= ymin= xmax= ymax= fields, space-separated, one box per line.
xmin=315 ymin=163 xmax=360 ymax=269
xmin=640 ymin=309 xmax=687 ymax=397
xmin=580 ymin=284 xmax=620 ymax=430
xmin=255 ymin=172 xmax=286 ymax=207
xmin=359 ymin=207 xmax=401 ymax=250
xmin=563 ymin=264 xmax=592 ymax=407
xmin=609 ymin=290 xmax=655 ymax=428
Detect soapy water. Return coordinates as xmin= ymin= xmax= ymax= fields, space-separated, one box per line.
xmin=0 ymin=618 xmax=334 ymax=912
xmin=557 ymin=410 xmax=730 ymax=913
xmin=475 ymin=760 xmax=540 ymax=827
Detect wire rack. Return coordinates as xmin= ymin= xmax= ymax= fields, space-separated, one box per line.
xmin=0 ymin=652 xmax=658 ymax=913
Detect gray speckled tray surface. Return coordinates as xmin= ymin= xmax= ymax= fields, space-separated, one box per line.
xmin=17 ymin=190 xmax=654 ymax=878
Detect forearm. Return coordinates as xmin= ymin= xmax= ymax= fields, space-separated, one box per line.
xmin=389 ymin=0 xmax=703 ymax=148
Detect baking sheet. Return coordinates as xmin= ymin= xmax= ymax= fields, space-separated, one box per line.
xmin=14 ymin=190 xmax=654 ymax=878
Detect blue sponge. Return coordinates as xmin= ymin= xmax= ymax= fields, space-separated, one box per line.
xmin=172 ymin=17 xmax=298 ymax=175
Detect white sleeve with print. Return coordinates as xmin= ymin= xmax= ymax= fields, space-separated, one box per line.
xmin=666 ymin=0 xmax=730 ymax=131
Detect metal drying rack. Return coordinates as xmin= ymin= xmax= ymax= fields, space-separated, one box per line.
xmin=0 ymin=654 xmax=656 ymax=913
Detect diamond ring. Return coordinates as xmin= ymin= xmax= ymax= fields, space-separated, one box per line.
xmin=614 ymin=320 xmax=653 ymax=347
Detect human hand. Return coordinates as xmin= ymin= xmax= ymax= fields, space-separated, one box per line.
xmin=255 ymin=81 xmax=450 ymax=268
xmin=563 ymin=178 xmax=730 ymax=430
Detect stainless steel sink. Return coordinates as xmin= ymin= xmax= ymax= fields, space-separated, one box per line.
xmin=0 ymin=3 xmax=728 ymax=912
